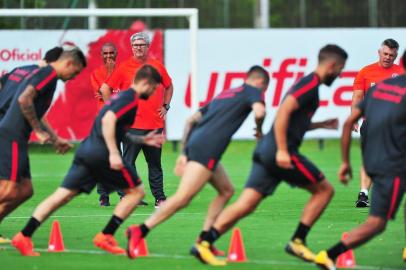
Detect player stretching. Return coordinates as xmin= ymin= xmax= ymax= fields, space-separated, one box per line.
xmin=12 ymin=65 xmax=164 ymax=256
xmin=314 ymin=50 xmax=406 ymax=270
xmin=194 ymin=45 xmax=347 ymax=265
xmin=126 ymin=66 xmax=269 ymax=264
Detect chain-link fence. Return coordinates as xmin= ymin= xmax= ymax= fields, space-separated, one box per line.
xmin=0 ymin=0 xmax=405 ymax=29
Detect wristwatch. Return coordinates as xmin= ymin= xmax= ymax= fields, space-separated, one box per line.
xmin=163 ymin=103 xmax=170 ymax=110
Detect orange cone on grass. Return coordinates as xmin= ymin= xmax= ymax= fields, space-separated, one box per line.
xmin=132 ymin=238 xmax=149 ymax=257
xmin=336 ymin=232 xmax=356 ymax=268
xmin=48 ymin=220 xmax=65 ymax=252
xmin=227 ymin=228 xmax=247 ymax=262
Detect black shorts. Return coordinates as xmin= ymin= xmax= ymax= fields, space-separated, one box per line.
xmin=0 ymin=135 xmax=31 ymax=182
xmin=245 ymin=152 xmax=325 ymax=196
xmin=369 ymin=174 xmax=405 ymax=220
xmin=184 ymin=144 xmax=221 ymax=171
xmin=61 ymin=155 xmax=141 ymax=194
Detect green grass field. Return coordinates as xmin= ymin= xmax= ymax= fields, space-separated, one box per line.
xmin=0 ymin=140 xmax=404 ymax=270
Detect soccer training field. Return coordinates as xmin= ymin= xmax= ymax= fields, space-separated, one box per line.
xmin=0 ymin=140 xmax=404 ymax=270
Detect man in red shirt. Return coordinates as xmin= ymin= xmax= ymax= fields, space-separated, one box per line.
xmin=100 ymin=32 xmax=173 ymax=207
xmin=90 ymin=42 xmax=124 ymax=206
xmin=351 ymin=38 xmax=402 ymax=208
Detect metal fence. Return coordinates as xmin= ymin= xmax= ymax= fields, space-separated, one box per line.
xmin=0 ymin=0 xmax=405 ymax=29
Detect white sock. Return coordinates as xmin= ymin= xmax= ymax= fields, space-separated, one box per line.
xmin=360 ymin=189 xmax=369 ymax=196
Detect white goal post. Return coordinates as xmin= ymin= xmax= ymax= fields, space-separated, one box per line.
xmin=0 ymin=8 xmax=199 ymax=112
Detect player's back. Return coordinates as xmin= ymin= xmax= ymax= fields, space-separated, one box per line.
xmin=361 ymin=74 xmax=406 ymax=174
xmin=188 ymin=84 xmax=262 ymax=152
xmin=0 ymin=65 xmax=38 ymax=119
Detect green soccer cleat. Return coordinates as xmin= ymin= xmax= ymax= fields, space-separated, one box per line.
xmin=0 ymin=234 xmax=11 ymax=244
xmin=403 ymin=247 xmax=406 ymax=262
xmin=285 ymin=238 xmax=315 ymax=262
xmin=191 ymin=241 xmax=227 ymax=266
xmin=314 ymin=251 xmax=336 ymax=270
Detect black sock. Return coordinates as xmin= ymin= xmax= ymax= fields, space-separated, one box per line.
xmin=201 ymin=227 xmax=220 ymax=244
xmin=199 ymin=230 xmax=208 ymax=240
xmin=21 ymin=217 xmax=41 ymax=237
xmin=327 ymin=241 xmax=349 ymax=260
xmin=102 ymin=215 xmax=123 ymax=235
xmin=140 ymin=223 xmax=150 ymax=237
xmin=291 ymin=222 xmax=311 ymax=243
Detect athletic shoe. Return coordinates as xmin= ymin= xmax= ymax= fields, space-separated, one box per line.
xmin=355 ymin=192 xmax=369 ymax=208
xmin=191 ymin=241 xmax=227 ymax=266
xmin=126 ymin=225 xmax=143 ymax=259
xmin=138 ymin=200 xmax=148 ymax=206
xmin=403 ymin=247 xmax=406 ymax=261
xmin=0 ymin=234 xmax=11 ymax=244
xmin=196 ymin=237 xmax=225 ymax=256
xmin=314 ymin=251 xmax=336 ymax=270
xmin=11 ymin=232 xmax=40 ymax=256
xmin=99 ymin=196 xmax=110 ymax=207
xmin=285 ymin=238 xmax=315 ymax=262
xmin=93 ymin=233 xmax=125 ymax=254
xmin=154 ymin=199 xmax=166 ymax=209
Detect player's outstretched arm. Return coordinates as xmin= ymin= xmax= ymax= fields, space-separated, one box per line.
xmin=18 ymin=85 xmax=50 ymax=144
xmin=41 ymin=118 xmax=73 ymax=154
xmin=309 ymin=118 xmax=339 ymax=130
xmin=339 ymin=108 xmax=362 ymax=184
xmin=252 ymin=102 xmax=266 ymax=139
xmin=101 ymin=111 xmax=123 ymax=170
xmin=274 ymin=95 xmax=298 ymax=169
xmin=125 ymin=130 xmax=165 ymax=148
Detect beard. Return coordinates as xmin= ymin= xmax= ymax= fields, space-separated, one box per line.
xmin=324 ymin=74 xmax=338 ymax=86
xmin=139 ymin=92 xmax=149 ymax=100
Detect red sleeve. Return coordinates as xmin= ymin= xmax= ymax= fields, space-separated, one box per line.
xmin=353 ymin=68 xmax=365 ymax=91
xmin=150 ymin=60 xmax=172 ymax=88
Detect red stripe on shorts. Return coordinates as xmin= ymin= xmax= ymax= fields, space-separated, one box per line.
xmin=291 ymin=155 xmax=317 ymax=185
xmin=121 ymin=168 xmax=135 ymax=188
xmin=387 ymin=176 xmax=400 ymax=219
xmin=11 ymin=141 xmax=18 ymax=182
xmin=207 ymin=159 xmax=216 ymax=170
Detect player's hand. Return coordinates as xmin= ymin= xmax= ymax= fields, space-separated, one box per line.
xmin=352 ymin=122 xmax=359 ymax=132
xmin=157 ymin=106 xmax=168 ymax=119
xmin=338 ymin=162 xmax=352 ymax=185
xmin=143 ymin=130 xmax=165 ymax=148
xmin=54 ymin=137 xmax=73 ymax=154
xmin=174 ymin=154 xmax=187 ymax=176
xmin=276 ymin=150 xmax=293 ymax=169
xmin=35 ymin=130 xmax=51 ymax=144
xmin=253 ymin=128 xmax=263 ymax=140
xmin=323 ymin=118 xmax=339 ymax=130
xmin=109 ymin=152 xmax=123 ymax=170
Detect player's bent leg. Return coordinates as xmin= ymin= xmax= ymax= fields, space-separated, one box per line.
xmin=191 ymin=188 xmax=263 ymax=266
xmin=0 ymin=179 xmax=33 ymax=221
xmin=286 ymin=180 xmax=334 ymax=263
xmin=127 ymin=161 xmax=212 ymax=259
xmin=197 ymin=163 xmax=234 ymax=256
xmin=12 ymin=187 xmax=79 ymax=256
xmin=145 ymin=161 xmax=212 ymax=229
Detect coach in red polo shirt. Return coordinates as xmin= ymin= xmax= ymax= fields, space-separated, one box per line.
xmin=100 ymin=32 xmax=173 ymax=208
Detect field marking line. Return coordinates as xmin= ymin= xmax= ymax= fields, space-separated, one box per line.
xmin=0 ymin=246 xmax=403 ymax=270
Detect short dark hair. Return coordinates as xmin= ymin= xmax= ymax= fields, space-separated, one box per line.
xmin=382 ymin=38 xmax=399 ymax=50
xmin=101 ymin=42 xmax=117 ymax=53
xmin=43 ymin=47 xmax=63 ymax=63
xmin=318 ymin=44 xmax=348 ymax=63
xmin=247 ymin=65 xmax=270 ymax=86
xmin=59 ymin=48 xmax=87 ymax=68
xmin=402 ymin=49 xmax=406 ymax=69
xmin=134 ymin=65 xmax=162 ymax=84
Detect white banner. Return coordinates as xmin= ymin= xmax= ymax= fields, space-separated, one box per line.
xmin=165 ymin=29 xmax=406 ymax=140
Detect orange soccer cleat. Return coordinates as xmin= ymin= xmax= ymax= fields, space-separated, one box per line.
xmin=93 ymin=233 xmax=126 ymax=255
xmin=12 ymin=232 xmax=40 ymax=256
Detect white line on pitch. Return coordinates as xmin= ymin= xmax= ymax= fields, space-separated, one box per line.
xmin=0 ymin=246 xmax=403 ymax=270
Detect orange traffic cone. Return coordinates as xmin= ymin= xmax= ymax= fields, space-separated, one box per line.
xmin=132 ymin=238 xmax=149 ymax=257
xmin=336 ymin=232 xmax=356 ymax=268
xmin=48 ymin=220 xmax=65 ymax=252
xmin=227 ymin=228 xmax=247 ymax=262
